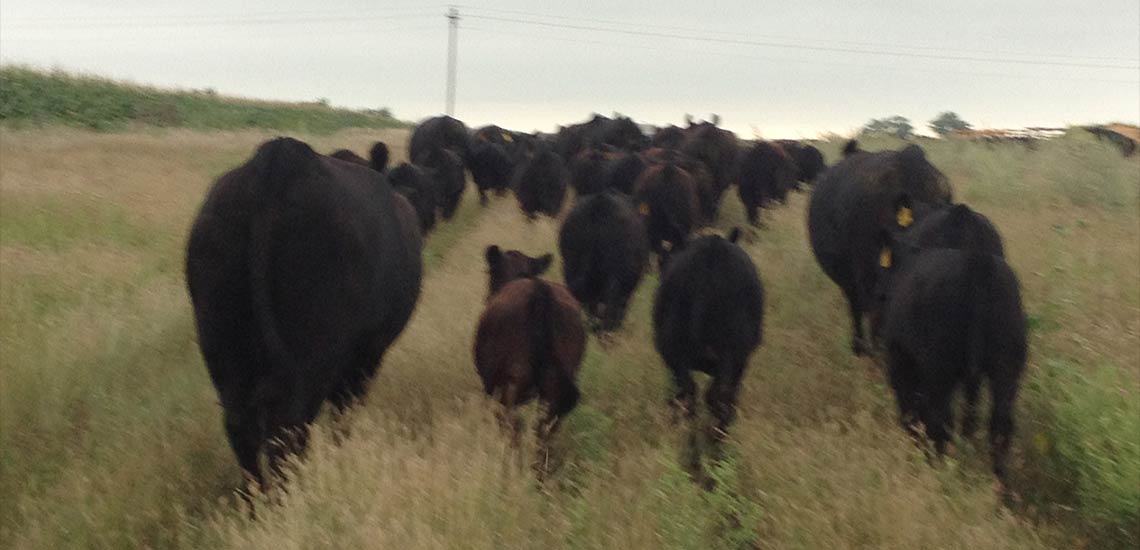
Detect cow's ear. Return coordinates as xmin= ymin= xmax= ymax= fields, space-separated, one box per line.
xmin=727 ymin=227 xmax=742 ymax=244
xmin=893 ymin=193 xmax=914 ymax=228
xmin=532 ymin=254 xmax=553 ymax=276
xmin=485 ymin=245 xmax=502 ymax=267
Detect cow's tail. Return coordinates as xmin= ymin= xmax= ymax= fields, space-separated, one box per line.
xmin=661 ymin=164 xmax=692 ymax=241
xmin=965 ymin=253 xmax=990 ymax=380
xmin=528 ymin=279 xmax=580 ymax=417
xmin=247 ymin=138 xmax=315 ymax=382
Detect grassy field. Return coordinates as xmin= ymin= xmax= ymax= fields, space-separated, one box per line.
xmin=0 ymin=127 xmax=1137 ymax=549
xmin=0 ymin=67 xmax=407 ymax=133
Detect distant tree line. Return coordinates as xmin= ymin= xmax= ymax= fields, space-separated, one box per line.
xmin=860 ymin=111 xmax=974 ymax=139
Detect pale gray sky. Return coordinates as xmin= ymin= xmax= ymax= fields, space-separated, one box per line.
xmin=2 ymin=1 xmax=1138 ymax=137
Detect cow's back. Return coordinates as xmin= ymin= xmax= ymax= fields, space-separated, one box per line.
xmin=474 ymin=280 xmax=585 ymax=394
xmin=187 ymin=137 xmax=422 ymax=403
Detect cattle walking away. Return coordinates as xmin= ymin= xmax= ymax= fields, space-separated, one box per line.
xmin=568 ymin=147 xmax=609 ymax=196
xmin=388 ymin=162 xmax=439 ymax=233
xmin=876 ymin=231 xmax=1026 ymax=480
xmin=414 ymin=146 xmax=466 ymax=220
xmin=469 ymin=140 xmax=514 ymax=205
xmin=633 ymin=162 xmax=701 ymax=267
xmin=906 ymin=201 xmax=1005 ymax=258
xmin=653 ymin=229 xmax=765 ymax=439
xmin=559 ymin=190 xmax=650 ymax=332
xmin=555 ymin=113 xmax=647 ymax=160
xmin=409 ymin=115 xmax=470 ymax=165
xmin=601 ymin=151 xmax=647 ymax=195
xmin=775 ymin=140 xmax=827 ymax=187
xmin=329 ymin=149 xmax=370 ymax=166
xmin=513 ymin=147 xmax=569 ymax=219
xmin=807 ymin=141 xmax=952 ymax=356
xmin=185 ymin=137 xmax=423 ymax=487
xmin=680 ymin=119 xmax=739 ymax=220
xmin=474 ymin=246 xmax=586 ymax=443
xmin=736 ymin=140 xmax=797 ymax=227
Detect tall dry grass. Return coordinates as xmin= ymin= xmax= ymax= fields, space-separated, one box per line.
xmin=1 ymin=128 xmax=1137 ymax=549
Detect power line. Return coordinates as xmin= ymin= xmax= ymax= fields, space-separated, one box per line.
xmin=462 ymin=13 xmax=1139 ymax=71
xmin=460 ymin=24 xmax=1140 ymax=85
xmin=1 ymin=13 xmax=439 ymax=30
xmin=0 ymin=5 xmax=444 ymax=23
xmin=456 ymin=4 xmax=1139 ymax=64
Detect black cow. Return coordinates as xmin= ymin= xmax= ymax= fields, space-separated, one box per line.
xmin=329 ymin=149 xmax=369 ymax=166
xmin=680 ymin=120 xmax=738 ymax=219
xmin=775 ymin=140 xmax=826 ymax=187
xmin=469 ymin=140 xmax=514 ymax=205
xmin=512 ymin=147 xmax=569 ymax=219
xmin=807 ymin=141 xmax=952 ymax=356
xmin=185 ymin=137 xmax=423 ymax=487
xmin=472 ymin=124 xmax=512 ymax=145
xmin=653 ymin=228 xmax=764 ymax=438
xmin=876 ymin=229 xmax=1026 ymax=480
xmin=651 ymin=124 xmax=686 ymax=149
xmin=388 ymin=162 xmax=439 ymax=233
xmin=414 ymin=147 xmax=466 ymax=220
xmin=555 ymin=114 xmax=647 ymax=160
xmin=642 ymin=147 xmax=716 ymax=225
xmin=409 ymin=115 xmax=470 ymax=165
xmin=736 ymin=141 xmax=797 ymax=226
xmin=866 ymin=199 xmax=1005 ymax=347
xmin=568 ymin=147 xmax=609 ymax=197
xmin=907 ymin=202 xmax=1005 ymax=258
xmin=558 ymin=190 xmax=650 ymax=332
xmin=633 ymin=162 xmax=701 ymax=268
xmin=601 ymin=151 xmax=647 ymax=195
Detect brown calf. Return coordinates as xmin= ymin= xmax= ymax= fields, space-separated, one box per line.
xmin=473 ymin=246 xmax=586 ymax=441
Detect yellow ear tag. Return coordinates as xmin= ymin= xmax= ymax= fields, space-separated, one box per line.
xmin=897 ymin=206 xmax=914 ymax=227
xmin=639 ymin=203 xmax=650 ymax=216
xmin=502 ymin=132 xmax=513 ymax=143
xmin=879 ymin=247 xmax=892 ymax=268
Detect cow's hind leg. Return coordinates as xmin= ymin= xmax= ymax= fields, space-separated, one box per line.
xmin=261 ymin=380 xmax=324 ymax=487
xmin=497 ymin=383 xmax=525 ymax=447
xmin=223 ymin=403 xmax=264 ymax=491
xmin=600 ymin=278 xmax=631 ymax=332
xmin=745 ymin=203 xmax=760 ymax=228
xmin=843 ymin=286 xmax=869 ymax=356
xmin=919 ymin=364 xmax=957 ymax=460
xmin=666 ymin=359 xmax=698 ymax=424
xmin=988 ymin=368 xmax=1020 ymax=481
xmin=960 ymin=375 xmax=982 ymax=439
xmin=887 ymin=343 xmax=923 ymax=442
xmin=706 ymin=357 xmax=747 ymax=441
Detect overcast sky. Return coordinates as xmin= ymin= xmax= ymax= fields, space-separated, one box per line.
xmin=2 ymin=1 xmax=1138 ymax=137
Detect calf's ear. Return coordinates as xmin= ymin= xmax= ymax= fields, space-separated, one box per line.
xmin=532 ymin=254 xmax=554 ymax=276
xmin=485 ymin=245 xmax=502 ymax=267
xmin=727 ymin=227 xmax=742 ymax=244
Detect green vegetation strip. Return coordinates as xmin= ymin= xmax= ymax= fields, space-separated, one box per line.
xmin=0 ymin=66 xmax=407 ymax=133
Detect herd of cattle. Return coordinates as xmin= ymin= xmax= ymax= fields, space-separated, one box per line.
xmin=185 ymin=113 xmax=1027 ymax=493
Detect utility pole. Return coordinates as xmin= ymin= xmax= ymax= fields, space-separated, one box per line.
xmin=445 ymin=7 xmax=459 ymax=116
